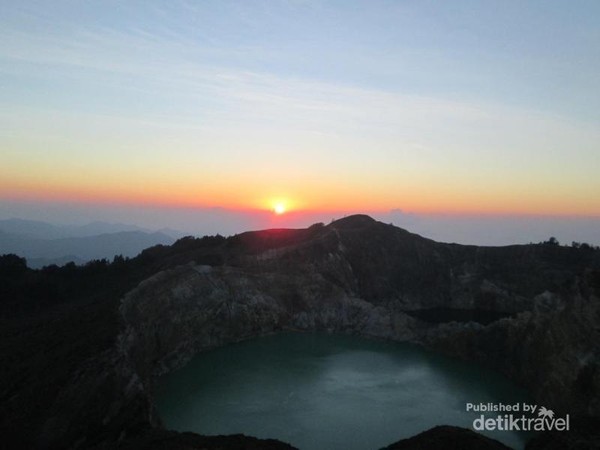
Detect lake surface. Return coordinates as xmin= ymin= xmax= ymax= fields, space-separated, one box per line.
xmin=156 ymin=333 xmax=531 ymax=450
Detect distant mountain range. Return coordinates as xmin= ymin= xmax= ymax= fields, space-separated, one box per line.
xmin=0 ymin=218 xmax=181 ymax=268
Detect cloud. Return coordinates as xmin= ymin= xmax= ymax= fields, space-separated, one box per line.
xmin=1 ymin=8 xmax=596 ymax=148
xmin=1 ymin=2 xmax=599 ymax=216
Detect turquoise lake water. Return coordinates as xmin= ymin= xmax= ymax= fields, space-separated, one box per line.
xmin=155 ymin=332 xmax=531 ymax=450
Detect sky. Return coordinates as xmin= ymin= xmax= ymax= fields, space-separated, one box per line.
xmin=1 ymin=1 xmax=599 ymax=244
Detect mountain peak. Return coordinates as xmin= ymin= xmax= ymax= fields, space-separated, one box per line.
xmin=329 ymin=214 xmax=377 ymax=229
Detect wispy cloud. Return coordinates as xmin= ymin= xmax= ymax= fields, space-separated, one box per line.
xmin=2 ymin=14 xmax=597 ymax=158
xmin=1 ymin=1 xmax=599 ymax=215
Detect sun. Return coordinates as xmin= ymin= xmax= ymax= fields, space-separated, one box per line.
xmin=273 ymin=203 xmax=286 ymax=215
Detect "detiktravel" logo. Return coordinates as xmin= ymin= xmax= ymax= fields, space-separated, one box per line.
xmin=466 ymin=402 xmax=570 ymax=432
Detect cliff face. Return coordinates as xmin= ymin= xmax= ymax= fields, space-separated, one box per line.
xmin=3 ymin=215 xmax=599 ymax=449
xmin=425 ymin=271 xmax=600 ymax=418
xmin=118 ymin=263 xmax=420 ymax=384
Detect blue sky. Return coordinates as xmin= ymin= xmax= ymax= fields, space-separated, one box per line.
xmin=3 ymin=0 xmax=598 ymax=118
xmin=1 ymin=1 xmax=599 ymax=242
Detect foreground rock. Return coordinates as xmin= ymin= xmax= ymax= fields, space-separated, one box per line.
xmin=381 ymin=425 xmax=511 ymax=450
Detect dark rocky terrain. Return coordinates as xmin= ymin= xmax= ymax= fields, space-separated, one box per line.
xmin=1 ymin=215 xmax=599 ymax=449
xmin=381 ymin=425 xmax=512 ymax=449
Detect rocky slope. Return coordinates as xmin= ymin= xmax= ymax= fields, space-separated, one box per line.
xmin=2 ymin=215 xmax=599 ymax=449
xmin=424 ymin=270 xmax=600 ymax=418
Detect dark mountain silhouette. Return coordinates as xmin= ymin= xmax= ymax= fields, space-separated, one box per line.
xmin=382 ymin=425 xmax=512 ymax=450
xmin=0 ymin=218 xmax=153 ymax=239
xmin=0 ymin=218 xmax=185 ymax=240
xmin=1 ymin=215 xmax=599 ymax=449
xmin=0 ymin=219 xmax=176 ymax=268
xmin=0 ymin=218 xmax=69 ymax=239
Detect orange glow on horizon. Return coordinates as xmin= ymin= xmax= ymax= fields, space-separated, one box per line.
xmin=1 ymin=175 xmax=599 ymax=218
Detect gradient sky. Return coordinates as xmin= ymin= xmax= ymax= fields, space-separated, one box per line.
xmin=1 ymin=1 xmax=599 ymax=219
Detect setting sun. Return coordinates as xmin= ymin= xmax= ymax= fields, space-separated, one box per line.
xmin=274 ymin=203 xmax=286 ymax=215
